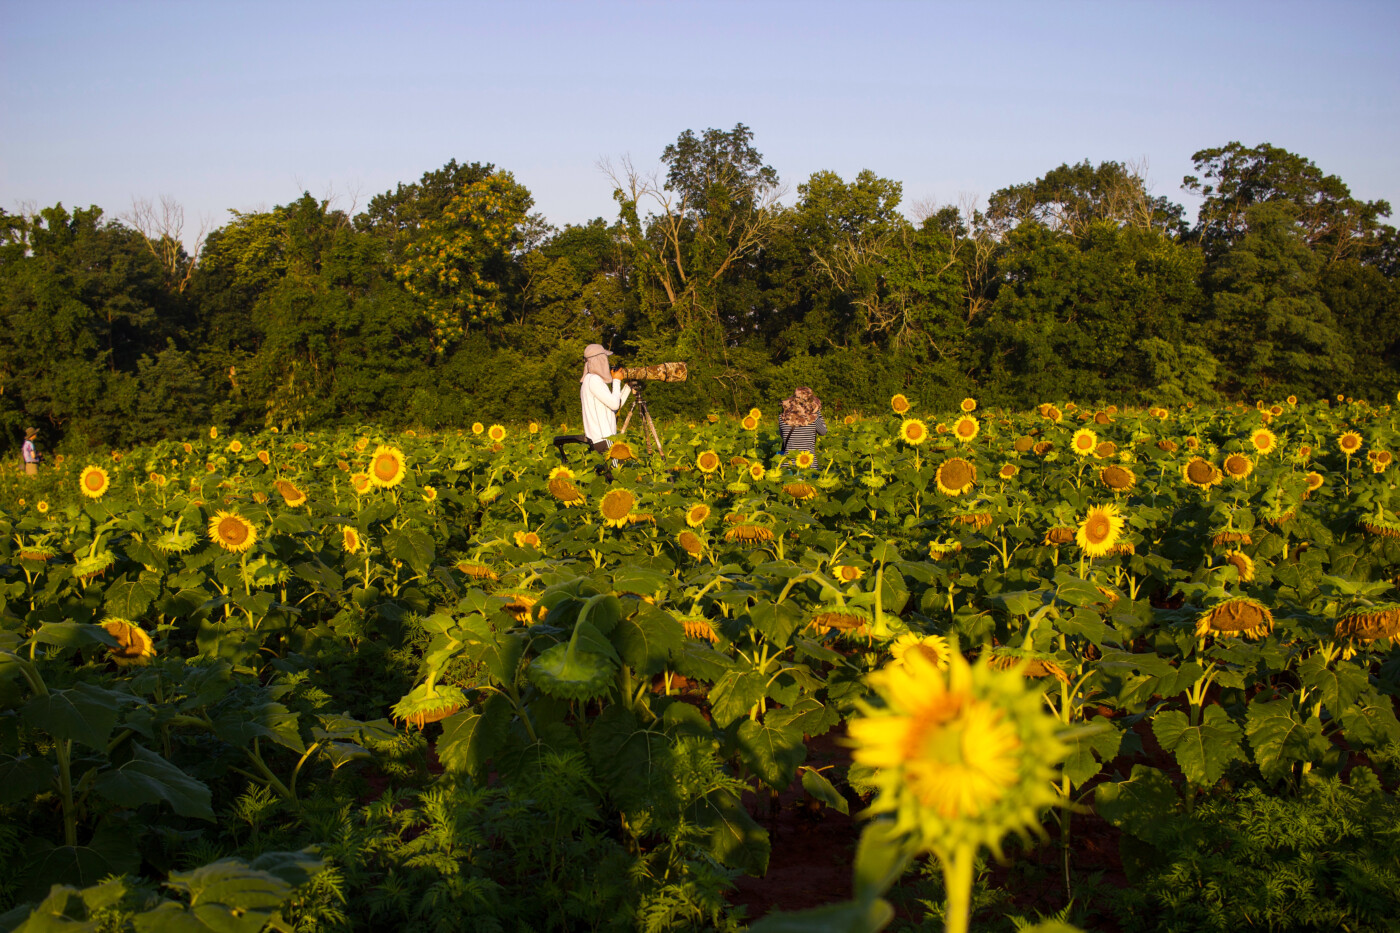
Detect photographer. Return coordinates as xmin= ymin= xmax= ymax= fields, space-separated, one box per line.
xmin=21 ymin=426 xmax=42 ymax=476
xmin=778 ymin=387 xmax=826 ymax=468
xmin=553 ymin=343 xmax=631 ymax=477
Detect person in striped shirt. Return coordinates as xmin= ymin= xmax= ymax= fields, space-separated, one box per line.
xmin=778 ymin=387 xmax=826 ymax=468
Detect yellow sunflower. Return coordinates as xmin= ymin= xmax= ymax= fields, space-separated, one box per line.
xmin=899 ymin=418 xmax=930 ymax=446
xmin=599 ymin=488 xmax=636 ymax=528
xmin=342 ymin=526 xmax=362 ymax=554
xmin=1338 ymin=431 xmax=1363 ymax=456
xmin=746 ymin=462 xmax=766 ymax=482
xmin=608 ymin=441 xmax=635 ymax=461
xmin=369 ymin=445 xmax=407 ymax=488
xmin=960 ymin=398 xmax=977 ymax=413
xmin=891 ymin=394 xmax=911 ymax=414
xmin=1182 ymin=457 xmax=1222 ymax=489
xmin=678 ymin=530 xmax=705 ymax=556
xmin=784 ymin=481 xmax=817 ymax=501
xmin=422 ymin=485 xmax=438 ymax=502
xmin=998 ymin=463 xmax=1018 ymax=480
xmin=1250 ymin=428 xmax=1277 ymax=454
xmin=471 ymin=422 xmax=484 ymax=435
xmin=953 ymin=416 xmax=979 ymax=443
xmin=1070 ymin=429 xmax=1097 ymax=457
xmin=834 ymin=564 xmax=865 ymax=583
xmin=1223 ymin=550 xmax=1255 ymax=582
xmin=1196 ymin=597 xmax=1273 ymax=639
xmin=102 ymin=619 xmax=155 ymax=667
xmin=1222 ymin=452 xmax=1254 ymax=480
xmin=257 ymin=450 xmax=271 ymax=465
xmin=228 ymin=440 xmax=243 ymax=454
xmin=79 ymin=466 xmax=110 ymax=499
xmin=513 ymin=530 xmax=542 ymax=549
xmin=488 ymin=424 xmax=506 ymax=442
xmin=275 ymin=479 xmax=307 ymax=507
xmin=209 ymin=426 xmax=219 ymax=440
xmin=794 ymin=450 xmax=815 ymax=469
xmin=697 ymin=450 xmax=720 ymax=474
xmin=741 ymin=414 xmax=759 ymax=431
xmin=685 ymin=503 xmax=712 ymax=527
xmin=208 ymin=511 xmax=257 ymax=553
xmin=935 ymin=457 xmax=977 ymax=496
xmin=1076 ymin=503 xmax=1125 ymax=558
xmin=350 ymin=472 xmax=373 ymax=495
xmin=36 ymin=500 xmax=49 ymax=513
xmin=890 ymin=633 xmax=952 ymax=671
xmin=749 ymin=407 xmax=762 ymax=419
xmin=1099 ymin=464 xmax=1136 ymax=492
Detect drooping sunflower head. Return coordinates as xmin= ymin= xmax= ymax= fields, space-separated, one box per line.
xmin=1338 ymin=431 xmax=1363 ymax=455
xmin=1099 ymin=464 xmax=1136 ymax=492
xmin=1304 ymin=471 xmax=1324 ymax=494
xmin=1334 ymin=606 xmax=1400 ymax=645
xmin=960 ymin=398 xmax=977 ymax=413
xmin=891 ymin=394 xmax=911 ymax=414
xmin=678 ymin=530 xmax=705 ymax=556
xmin=208 ymin=511 xmax=257 ymax=553
xmin=900 ymin=418 xmax=930 ymax=446
xmin=608 ymin=441 xmax=635 ymax=461
xmin=1070 ymin=429 xmax=1097 ymax=457
xmin=455 ymin=561 xmax=497 ymax=581
xmin=369 ymin=445 xmax=407 ymax=488
xmin=79 ymin=466 xmax=111 ymax=499
xmin=547 ymin=476 xmax=584 ymax=505
xmin=599 ymin=488 xmax=636 ymax=527
xmin=1223 ymin=550 xmax=1255 ymax=582
xmin=953 ymin=416 xmax=979 ymax=443
xmin=1223 ymin=453 xmax=1254 ymax=480
xmin=998 ymin=463 xmax=1018 ymax=480
xmin=102 ymin=619 xmax=155 ymax=667
xmin=1093 ymin=441 xmax=1117 ymax=459
xmin=697 ymin=450 xmax=721 ymax=474
xmin=275 ymin=479 xmax=307 ymax=507
xmin=935 ymin=457 xmax=977 ymax=496
xmin=724 ymin=523 xmax=775 ymax=543
xmin=1182 ymin=457 xmax=1222 ymax=489
xmin=784 ymin=481 xmax=817 ymax=501
xmin=1196 ymin=597 xmax=1274 ymax=639
xmin=1076 ymin=503 xmax=1125 ymax=558
xmin=847 ymin=651 xmax=1069 ymax=854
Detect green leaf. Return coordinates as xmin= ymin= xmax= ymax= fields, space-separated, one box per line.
xmin=673 ymin=641 xmax=735 ymax=682
xmin=212 ymin=702 xmax=305 ymax=755
xmin=587 ymin=705 xmax=671 ymax=811
xmin=103 ymin=575 xmax=162 ymax=620
xmin=0 ymin=753 xmax=54 ymax=804
xmin=1094 ymin=765 xmax=1180 ymax=846
xmin=4 ymin=885 xmax=98 ymax=932
xmin=1062 ymin=721 xmax=1123 ymax=788
xmin=747 ymin=899 xmax=894 ymax=933
xmin=132 ymin=859 xmax=296 ymax=933
xmin=22 ymin=684 xmax=126 ymax=750
xmin=708 ymin=670 xmax=767 ymax=727
xmin=1151 ymin=706 xmax=1244 ymax=786
xmin=1298 ymin=652 xmax=1367 ymax=718
xmin=766 ymin=697 xmax=839 ymax=739
xmin=93 ymin=744 xmax=214 ymax=821
xmin=436 ymin=694 xmax=512 ymax=779
xmin=737 ymin=719 xmax=806 ymax=790
xmin=1339 ymin=689 xmax=1400 ymax=748
xmin=24 ymin=819 xmax=140 ymax=901
xmin=689 ymin=790 xmax=769 ymax=876
xmin=852 ymin=819 xmax=917 ymax=903
xmin=748 ymin=601 xmax=804 ymax=647
xmin=609 ymin=603 xmax=682 ymax=676
xmin=1246 ymin=698 xmax=1330 ymax=782
xmin=799 ymin=768 xmax=849 ymax=815
xmin=29 ymin=623 xmax=117 ymax=651
xmin=386 ymin=530 xmax=435 ymax=575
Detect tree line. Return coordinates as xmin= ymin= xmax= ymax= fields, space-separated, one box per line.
xmin=2 ymin=125 xmax=1396 ymax=449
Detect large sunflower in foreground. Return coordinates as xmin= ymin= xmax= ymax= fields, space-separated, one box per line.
xmin=79 ymin=466 xmax=111 ymax=499
xmin=890 ymin=633 xmax=952 ymax=671
xmin=900 ymin=418 xmax=929 ymax=446
xmin=1076 ymin=503 xmax=1125 ymax=558
xmin=599 ymin=488 xmax=636 ymax=528
xmin=369 ymin=445 xmax=407 ymax=488
xmin=848 ymin=651 xmax=1068 ymax=855
xmin=935 ymin=457 xmax=977 ymax=496
xmin=208 ymin=511 xmax=258 ymax=553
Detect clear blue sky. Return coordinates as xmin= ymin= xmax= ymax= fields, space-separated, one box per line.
xmin=3 ymin=0 xmax=1397 ymax=238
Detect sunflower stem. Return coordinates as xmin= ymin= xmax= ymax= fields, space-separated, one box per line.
xmin=940 ymin=843 xmax=976 ymax=933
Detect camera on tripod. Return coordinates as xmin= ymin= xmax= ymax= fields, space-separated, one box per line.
xmin=611 ymin=362 xmax=689 ymax=384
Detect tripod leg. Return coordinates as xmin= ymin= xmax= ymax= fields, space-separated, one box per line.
xmin=619 ymin=402 xmax=635 ymax=436
xmin=643 ymin=408 xmax=666 ymax=459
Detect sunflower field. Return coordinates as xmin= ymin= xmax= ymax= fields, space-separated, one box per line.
xmin=3 ymin=397 xmax=1400 ymax=932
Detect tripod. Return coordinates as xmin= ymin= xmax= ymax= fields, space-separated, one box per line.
xmin=618 ymin=382 xmax=667 ymax=458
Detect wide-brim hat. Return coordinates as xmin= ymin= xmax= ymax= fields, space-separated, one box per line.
xmin=24 ymin=426 xmax=39 ymax=439
xmin=583 ymin=343 xmax=613 ymax=359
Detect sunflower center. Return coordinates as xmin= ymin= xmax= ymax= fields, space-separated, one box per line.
xmin=218 ymin=517 xmax=248 ymax=546
xmin=1085 ymin=514 xmax=1111 ymax=544
xmin=84 ymin=473 xmax=103 ymax=490
xmin=373 ymin=455 xmax=398 ymax=481
xmin=940 ymin=459 xmax=973 ymax=489
xmin=908 ymin=644 xmax=945 ymax=666
xmin=1187 ymin=460 xmax=1214 ymax=484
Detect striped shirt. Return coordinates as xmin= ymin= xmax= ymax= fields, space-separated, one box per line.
xmin=779 ymin=413 xmax=827 ymax=467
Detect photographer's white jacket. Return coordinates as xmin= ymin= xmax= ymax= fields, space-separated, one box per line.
xmin=581 ymin=373 xmax=632 ymax=444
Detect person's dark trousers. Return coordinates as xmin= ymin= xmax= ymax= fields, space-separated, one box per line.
xmin=552 ymin=435 xmax=613 ymax=481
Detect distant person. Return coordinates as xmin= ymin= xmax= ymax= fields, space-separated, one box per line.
xmin=21 ymin=426 xmax=41 ymax=476
xmin=552 ymin=343 xmax=632 ymax=479
xmin=779 ymin=387 xmax=826 ymax=468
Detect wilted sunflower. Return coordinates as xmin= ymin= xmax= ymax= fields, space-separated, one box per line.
xmin=731 ymin=456 xmax=750 ymax=467
xmin=1182 ymin=457 xmax=1222 ymax=489
xmin=1044 ymin=526 xmax=1076 ymax=546
xmin=784 ymin=481 xmax=817 ymax=501
xmin=900 ymin=418 xmax=930 ymax=446
xmin=1070 ymin=429 xmax=1097 ymax=457
xmin=608 ymin=441 xmax=635 ymax=461
xmin=350 ymin=472 xmax=373 ymax=495
xmin=810 ymin=611 xmax=871 ymax=636
xmin=208 ymin=511 xmax=257 ymax=553
xmin=935 ymin=457 xmax=977 ymax=496
xmin=725 ymin=523 xmax=775 ymax=543
xmin=960 ymin=397 xmax=977 ymax=413
xmin=928 ymin=539 xmax=963 ymax=559
xmin=685 ymin=503 xmax=712 ymax=527
xmin=1223 ymin=550 xmax=1255 ymax=581
xmin=1076 ymin=504 xmax=1125 ymax=558
xmin=1338 ymin=431 xmax=1363 ymax=456
xmin=369 ymin=445 xmax=407 ymax=488
xmin=456 ymin=561 xmax=497 ymax=580
xmin=1033 ymin=441 xmax=1054 ymax=456
xmin=697 ymin=450 xmax=721 ymax=473
xmin=599 ymin=488 xmax=636 ymax=527
xmin=488 ymin=424 xmax=506 ymax=442
xmin=1094 ymin=410 xmax=1113 ymax=425
xmin=891 ymin=633 xmax=952 ymax=671
xmin=102 ymin=619 xmax=155 ymax=667
xmin=1304 ymin=471 xmax=1324 ymax=495
xmin=678 ymin=530 xmax=705 ymax=556
xmin=1334 ymin=606 xmax=1400 ymax=645
xmin=891 ymin=394 xmax=911 ymax=414
xmin=1094 ymin=441 xmax=1117 ymax=459
xmin=79 ymin=466 xmax=110 ymax=499
xmin=1223 ymin=453 xmax=1254 ymax=480
xmin=682 ymin=618 xmax=720 ymax=643
xmin=1013 ymin=435 xmax=1035 ymax=453
xmin=1099 ymin=464 xmax=1136 ymax=492
xmin=275 ymin=479 xmax=307 ymax=507
xmin=1196 ymin=597 xmax=1274 ymax=639
xmin=834 ymin=564 xmax=865 ymax=583
xmin=513 ymin=530 xmax=543 ymax=549
xmin=953 ymin=416 xmax=979 ymax=443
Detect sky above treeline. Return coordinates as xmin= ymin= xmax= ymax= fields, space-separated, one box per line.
xmin=2 ymin=0 xmax=1397 ymax=240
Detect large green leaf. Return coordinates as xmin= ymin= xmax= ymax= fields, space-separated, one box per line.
xmin=132 ymin=861 xmax=294 ymax=933
xmin=747 ymin=899 xmax=894 ymax=933
xmin=1093 ymin=764 xmax=1180 ymax=846
xmin=609 ymin=604 xmax=682 ymax=675
xmin=1339 ymin=688 xmax=1400 ymax=747
xmin=748 ymin=601 xmax=804 ymax=646
xmin=212 ymin=702 xmax=304 ymax=754
xmin=708 ymin=670 xmax=767 ymax=727
xmin=737 ymin=719 xmax=806 ymax=790
xmin=436 ymin=694 xmax=512 ymax=779
xmin=0 ymin=753 xmax=54 ymax=804
xmin=1246 ymin=698 xmax=1330 ymax=782
xmin=1151 ymin=705 xmax=1244 ymax=786
xmin=1298 ymin=652 xmax=1367 ymax=718
xmin=1062 ymin=721 xmax=1123 ymax=788
xmin=93 ymin=744 xmax=214 ymax=821
xmin=799 ymin=768 xmax=849 ymax=815
xmin=688 ymin=790 xmax=769 ymax=876
xmin=766 ymin=697 xmax=839 ymax=739
xmin=22 ymin=684 xmax=127 ymax=750
xmin=586 ymin=705 xmax=670 ymax=811
xmin=103 ymin=575 xmax=162 ymax=620
xmin=386 ymin=529 xmax=435 ymax=575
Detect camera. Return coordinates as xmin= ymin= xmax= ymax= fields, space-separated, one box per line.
xmin=611 ymin=362 xmax=689 ymax=383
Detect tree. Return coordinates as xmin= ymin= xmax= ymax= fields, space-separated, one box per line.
xmin=987 ymin=160 xmax=1186 ymax=238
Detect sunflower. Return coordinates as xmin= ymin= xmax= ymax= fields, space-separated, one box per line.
xmin=1076 ymin=503 xmax=1125 ymax=558
xmin=1223 ymin=453 xmax=1254 ymax=480
xmin=1196 ymin=597 xmax=1274 ymax=639
xmin=1099 ymin=464 xmax=1136 ymax=492
xmin=488 ymin=424 xmax=506 ymax=442
xmin=1334 ymin=606 xmax=1400 ymax=645
xmin=528 ymin=422 xmax=539 ymax=434
xmin=1044 ymin=526 xmax=1076 ymax=546
xmin=960 ymin=398 xmax=977 ymax=413
xmin=887 ymin=419 xmax=927 ymax=448
xmin=469 ymin=422 xmax=483 ymax=435
xmin=209 ymin=426 xmax=219 ymax=440
xmin=834 ymin=564 xmax=865 ymax=583
xmin=749 ymin=407 xmax=762 ymax=419
xmin=608 ymin=441 xmax=635 ymax=461
xmin=1043 ymin=405 xmax=1063 ymax=423
xmin=1287 ymin=395 xmax=1298 ymax=406
xmin=725 ymin=523 xmax=775 ymax=543
xmin=848 ymin=651 xmax=1068 ymax=852
xmin=891 ymin=633 xmax=952 ymax=671
xmin=784 ymin=481 xmax=817 ymax=501
xmin=364 ymin=445 xmax=406 ymax=488
xmin=1248 ymin=428 xmax=1277 ymax=454
xmin=422 ymin=485 xmax=438 ymax=502
xmin=681 ymin=618 xmax=720 ymax=643
xmin=678 ymin=530 xmax=705 ymax=556
xmin=513 ymin=530 xmax=542 ymax=549
xmin=227 ymin=440 xmax=243 ymax=454
xmin=935 ymin=457 xmax=977 ymax=496
xmin=599 ymin=488 xmax=636 ymax=527
xmin=1013 ymin=435 xmax=1035 ymax=453
xmin=1182 ymin=457 xmax=1222 ymax=489
xmin=1338 ymin=431 xmax=1363 ymax=455
xmin=79 ymin=466 xmax=110 ymax=499
xmin=456 ymin=561 xmax=497 ymax=580
xmin=998 ymin=464 xmax=1018 ymax=480
xmin=350 ymin=472 xmax=373 ymax=495
xmin=697 ymin=450 xmax=720 ymax=473
xmin=208 ymin=511 xmax=257 ymax=553
xmin=1091 ymin=441 xmax=1115 ymax=460
xmin=36 ymin=500 xmax=49 ymax=513
xmin=1223 ymin=550 xmax=1255 ymax=582
xmin=794 ymin=450 xmax=815 ymax=469
xmin=745 ymin=462 xmax=765 ymax=482
xmin=1033 ymin=441 xmax=1054 ymax=456
xmin=257 ymin=450 xmax=271 ymax=465
xmin=342 ymin=527 xmax=362 ymax=554
xmin=102 ymin=619 xmax=155 ymax=667
xmin=275 ymin=479 xmax=307 ymax=507
xmin=928 ymin=539 xmax=963 ymax=559
xmin=952 ymin=416 xmax=979 ymax=444
xmin=891 ymin=394 xmax=911 ymax=414
xmin=1070 ymin=429 xmax=1097 ymax=457
xmin=548 ymin=466 xmax=575 ymax=481
xmin=731 ymin=456 xmax=750 ymax=467
xmin=741 ymin=414 xmax=759 ymax=431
